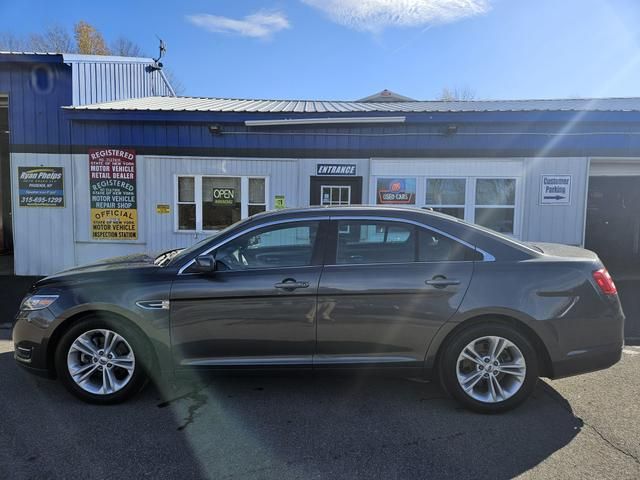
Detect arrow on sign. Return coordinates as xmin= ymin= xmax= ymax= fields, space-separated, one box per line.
xmin=544 ymin=195 xmax=566 ymax=200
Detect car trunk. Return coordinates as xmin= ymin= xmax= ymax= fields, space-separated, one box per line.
xmin=526 ymin=242 xmax=600 ymax=262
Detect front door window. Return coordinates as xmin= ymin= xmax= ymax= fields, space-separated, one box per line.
xmin=215 ymin=222 xmax=320 ymax=270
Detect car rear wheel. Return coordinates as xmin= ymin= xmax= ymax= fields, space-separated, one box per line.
xmin=439 ymin=322 xmax=538 ymax=413
xmin=54 ymin=317 xmax=149 ymax=404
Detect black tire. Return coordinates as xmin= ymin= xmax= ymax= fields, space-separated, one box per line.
xmin=54 ymin=316 xmax=150 ymax=404
xmin=439 ymin=322 xmax=539 ymax=414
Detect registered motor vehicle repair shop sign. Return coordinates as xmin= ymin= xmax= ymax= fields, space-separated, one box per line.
xmin=89 ymin=148 xmax=138 ymax=240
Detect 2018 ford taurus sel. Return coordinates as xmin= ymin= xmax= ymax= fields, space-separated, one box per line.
xmin=12 ymin=206 xmax=624 ymax=413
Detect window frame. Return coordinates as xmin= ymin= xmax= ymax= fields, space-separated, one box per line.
xmin=174 ymin=174 xmax=269 ymax=233
xmin=471 ymin=176 xmax=520 ymax=237
xmin=321 ymin=185 xmax=352 ymax=206
xmin=424 ymin=176 xmax=468 ymax=220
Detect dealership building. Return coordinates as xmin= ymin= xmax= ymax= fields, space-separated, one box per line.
xmin=1 ymin=52 xmax=640 ymax=317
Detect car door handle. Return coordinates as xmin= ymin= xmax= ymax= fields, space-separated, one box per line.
xmin=274 ymin=279 xmax=310 ymax=291
xmin=425 ymin=278 xmax=461 ymax=288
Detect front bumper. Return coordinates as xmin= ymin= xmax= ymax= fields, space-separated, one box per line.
xmin=12 ymin=308 xmax=57 ymax=376
xmin=549 ymin=343 xmax=623 ymax=379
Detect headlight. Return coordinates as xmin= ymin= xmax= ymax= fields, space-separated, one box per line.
xmin=20 ymin=295 xmax=59 ymax=311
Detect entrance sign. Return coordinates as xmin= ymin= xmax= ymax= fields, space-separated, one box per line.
xmin=376 ymin=177 xmax=416 ymax=204
xmin=540 ymin=175 xmax=571 ymax=205
xmin=89 ymin=148 xmax=137 ymax=240
xmin=18 ymin=167 xmax=64 ymax=207
xmin=316 ymin=164 xmax=357 ymax=176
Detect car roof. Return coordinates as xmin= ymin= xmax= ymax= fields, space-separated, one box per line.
xmin=251 ymin=205 xmax=449 ymax=220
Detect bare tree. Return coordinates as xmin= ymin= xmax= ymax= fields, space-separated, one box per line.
xmin=29 ymin=25 xmax=74 ymax=53
xmin=74 ymin=21 xmax=110 ymax=55
xmin=438 ymin=86 xmax=476 ymax=101
xmin=162 ymin=67 xmax=186 ymax=95
xmin=110 ymin=37 xmax=144 ymax=57
xmin=0 ymin=33 xmax=28 ymax=51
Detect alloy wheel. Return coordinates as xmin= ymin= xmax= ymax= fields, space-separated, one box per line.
xmin=66 ymin=329 xmax=136 ymax=395
xmin=456 ymin=335 xmax=526 ymax=403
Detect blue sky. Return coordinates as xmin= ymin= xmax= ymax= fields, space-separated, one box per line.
xmin=2 ymin=0 xmax=640 ymax=101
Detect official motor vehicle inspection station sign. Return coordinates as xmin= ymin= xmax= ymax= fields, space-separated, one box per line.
xmin=89 ymin=148 xmax=138 ymax=240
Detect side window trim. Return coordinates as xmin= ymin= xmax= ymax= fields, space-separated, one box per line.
xmin=326 ymin=215 xmax=494 ymax=265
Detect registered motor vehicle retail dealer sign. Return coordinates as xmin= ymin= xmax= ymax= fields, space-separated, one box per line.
xmin=540 ymin=175 xmax=571 ymax=205
xmin=89 ymin=148 xmax=138 ymax=240
xmin=18 ymin=166 xmax=64 ymax=207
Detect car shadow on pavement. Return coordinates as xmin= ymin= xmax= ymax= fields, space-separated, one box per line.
xmin=0 ymin=347 xmax=583 ymax=480
xmin=156 ymin=370 xmax=583 ymax=480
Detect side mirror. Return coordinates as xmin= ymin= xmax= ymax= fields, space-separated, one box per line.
xmin=193 ymin=254 xmax=217 ymax=273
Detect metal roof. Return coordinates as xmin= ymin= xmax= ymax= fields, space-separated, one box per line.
xmin=0 ymin=51 xmax=157 ymax=64
xmin=65 ymin=95 xmax=640 ymax=113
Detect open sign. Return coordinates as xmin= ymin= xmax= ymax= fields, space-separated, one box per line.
xmin=212 ymin=187 xmax=235 ymax=205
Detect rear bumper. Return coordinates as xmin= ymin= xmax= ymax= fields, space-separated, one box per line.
xmin=549 ymin=343 xmax=622 ymax=379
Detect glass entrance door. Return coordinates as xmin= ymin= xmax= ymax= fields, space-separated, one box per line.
xmin=321 ymin=185 xmax=351 ymax=206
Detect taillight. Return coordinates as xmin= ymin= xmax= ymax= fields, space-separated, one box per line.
xmin=593 ymin=268 xmax=617 ymax=295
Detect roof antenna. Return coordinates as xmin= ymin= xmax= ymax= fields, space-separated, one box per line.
xmin=148 ymin=37 xmax=166 ymax=71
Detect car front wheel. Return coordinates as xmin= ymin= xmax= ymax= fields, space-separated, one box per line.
xmin=439 ymin=322 xmax=539 ymax=413
xmin=54 ymin=317 xmax=149 ymax=404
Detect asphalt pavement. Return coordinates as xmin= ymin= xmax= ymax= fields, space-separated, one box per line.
xmin=1 ymin=328 xmax=638 ymax=480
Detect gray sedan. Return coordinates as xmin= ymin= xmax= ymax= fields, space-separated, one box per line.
xmin=12 ymin=206 xmax=624 ymax=413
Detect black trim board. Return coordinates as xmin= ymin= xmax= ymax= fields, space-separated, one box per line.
xmin=10 ymin=144 xmax=640 ymax=158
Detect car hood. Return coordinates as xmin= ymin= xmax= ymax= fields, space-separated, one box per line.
xmin=36 ymin=253 xmax=161 ymax=287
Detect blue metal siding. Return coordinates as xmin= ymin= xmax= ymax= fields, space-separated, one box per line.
xmin=63 ymin=118 xmax=640 ymax=158
xmin=0 ymin=62 xmax=72 ymax=148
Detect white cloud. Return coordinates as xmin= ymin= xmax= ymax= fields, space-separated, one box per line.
xmin=186 ymin=11 xmax=290 ymax=39
xmin=302 ymin=0 xmax=491 ymax=32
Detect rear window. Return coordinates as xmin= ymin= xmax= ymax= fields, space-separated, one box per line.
xmin=418 ymin=229 xmax=481 ymax=262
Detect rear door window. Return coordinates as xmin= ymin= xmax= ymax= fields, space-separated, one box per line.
xmin=335 ymin=221 xmax=416 ymax=264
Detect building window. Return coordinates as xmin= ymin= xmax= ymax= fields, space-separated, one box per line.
xmin=474 ymin=178 xmax=516 ymax=234
xmin=248 ymin=178 xmax=267 ymax=216
xmin=425 ymin=178 xmax=466 ymax=219
xmin=177 ymin=177 xmax=196 ymax=230
xmin=176 ymin=175 xmax=268 ymax=232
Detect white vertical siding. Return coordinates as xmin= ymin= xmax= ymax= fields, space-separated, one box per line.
xmin=11 ymin=153 xmax=76 ymax=276
xmin=371 ymin=157 xmax=588 ymax=245
xmin=72 ymin=155 xmax=300 ymax=266
xmin=11 ymin=154 xmax=590 ymax=276
xmin=71 ymin=61 xmax=174 ymax=106
xmin=521 ymin=157 xmax=589 ymax=246
xmin=141 ymin=156 xmax=299 ymax=252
